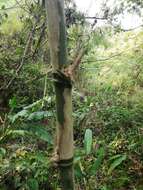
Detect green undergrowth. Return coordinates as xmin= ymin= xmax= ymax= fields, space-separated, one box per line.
xmin=0 ymin=2 xmax=143 ymax=189
xmin=72 ymin=29 xmax=143 ymax=190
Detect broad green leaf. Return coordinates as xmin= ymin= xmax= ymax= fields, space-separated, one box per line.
xmin=28 ymin=111 xmax=53 ymax=121
xmin=11 ymin=110 xmax=29 ymax=123
xmin=74 ymin=164 xmax=82 ymax=179
xmin=0 ymin=147 xmax=6 ymax=157
xmin=7 ymin=130 xmax=28 ymax=137
xmin=84 ymin=129 xmax=93 ymax=155
xmin=74 ymin=162 xmax=85 ymax=179
xmin=11 ymin=110 xmax=53 ymax=123
xmin=89 ymin=147 xmax=105 ymax=176
xmin=27 ymin=179 xmax=39 ymax=190
xmin=5 ymin=126 xmax=52 ymax=144
xmin=28 ymin=125 xmax=53 ymax=144
xmin=109 ymin=154 xmax=123 ymax=161
xmin=108 ymin=154 xmax=127 ymax=174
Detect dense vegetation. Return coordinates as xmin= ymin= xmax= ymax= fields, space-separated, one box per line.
xmin=0 ymin=0 xmax=143 ymax=190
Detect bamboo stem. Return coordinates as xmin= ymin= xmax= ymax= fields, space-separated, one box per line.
xmin=45 ymin=0 xmax=75 ymax=189
xmin=59 ymin=164 xmax=75 ymax=190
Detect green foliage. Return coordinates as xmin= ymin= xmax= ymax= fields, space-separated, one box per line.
xmin=89 ymin=147 xmax=105 ymax=176
xmin=0 ymin=149 xmax=55 ymax=189
xmin=70 ymin=28 xmax=143 ymax=189
xmin=27 ymin=124 xmax=53 ymax=144
xmin=0 ymin=148 xmax=6 ymax=159
xmin=27 ymin=178 xmax=39 ymax=190
xmin=10 ymin=97 xmax=54 ymax=123
xmin=0 ymin=1 xmax=143 ymax=189
xmin=108 ymin=154 xmax=127 ymax=174
xmin=84 ymin=129 xmax=93 ymax=155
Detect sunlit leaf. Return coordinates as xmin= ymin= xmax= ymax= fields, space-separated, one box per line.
xmin=84 ymin=129 xmax=93 ymax=155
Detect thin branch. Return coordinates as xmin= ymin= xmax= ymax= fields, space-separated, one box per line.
xmin=0 ymin=5 xmax=20 ymax=11
xmin=32 ymin=22 xmax=46 ymax=58
xmin=82 ymin=52 xmax=123 ymax=63
xmin=67 ymin=24 xmax=142 ymax=75
xmin=15 ymin=0 xmax=30 ymax=14
xmin=1 ymin=23 xmax=38 ymax=90
xmin=64 ymin=17 xmax=98 ymax=78
xmin=16 ymin=28 xmax=35 ymax=74
xmin=85 ymin=16 xmax=108 ymax=20
xmin=25 ymin=67 xmax=53 ymax=84
xmin=71 ymin=49 xmax=86 ymax=70
xmin=120 ymin=25 xmax=143 ymax=32
xmin=0 ymin=1 xmax=21 ymax=11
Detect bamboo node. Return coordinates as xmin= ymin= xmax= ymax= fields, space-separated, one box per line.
xmin=58 ymin=158 xmax=74 ymax=167
xmin=53 ymin=70 xmax=72 ymax=88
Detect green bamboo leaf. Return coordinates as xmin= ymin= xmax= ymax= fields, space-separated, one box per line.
xmin=11 ymin=110 xmax=29 ymax=123
xmin=89 ymin=147 xmax=105 ymax=176
xmin=74 ymin=163 xmax=83 ymax=179
xmin=28 ymin=111 xmax=53 ymax=121
xmin=108 ymin=154 xmax=127 ymax=174
xmin=109 ymin=154 xmax=124 ymax=161
xmin=84 ymin=129 xmax=93 ymax=155
xmin=28 ymin=125 xmax=53 ymax=144
xmin=8 ymin=130 xmax=28 ymax=137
